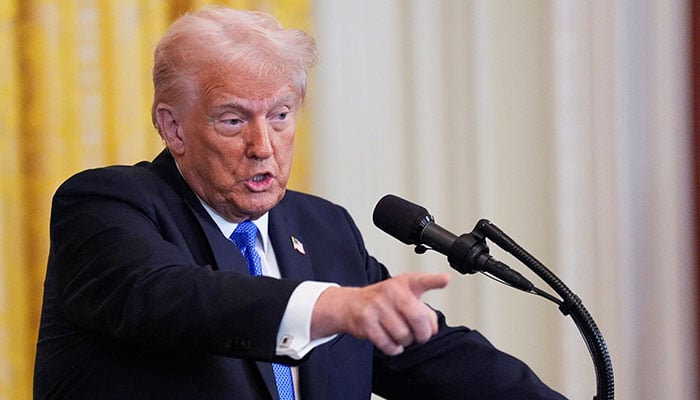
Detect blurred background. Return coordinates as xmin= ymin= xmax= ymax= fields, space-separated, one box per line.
xmin=0 ymin=0 xmax=697 ymax=399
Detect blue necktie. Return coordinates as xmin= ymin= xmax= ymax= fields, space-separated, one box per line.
xmin=230 ymin=221 xmax=296 ymax=400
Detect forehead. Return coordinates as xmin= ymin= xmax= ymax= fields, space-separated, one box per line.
xmin=198 ymin=63 xmax=302 ymax=110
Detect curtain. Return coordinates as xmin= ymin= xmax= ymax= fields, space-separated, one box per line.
xmin=311 ymin=1 xmax=696 ymax=399
xmin=0 ymin=1 xmax=310 ymax=398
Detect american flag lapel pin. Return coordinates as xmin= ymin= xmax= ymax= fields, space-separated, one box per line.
xmin=291 ymin=236 xmax=306 ymax=255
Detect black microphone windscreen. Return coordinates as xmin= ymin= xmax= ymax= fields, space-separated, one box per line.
xmin=372 ymin=194 xmax=431 ymax=245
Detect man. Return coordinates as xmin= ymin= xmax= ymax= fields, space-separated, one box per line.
xmin=34 ymin=6 xmax=566 ymax=399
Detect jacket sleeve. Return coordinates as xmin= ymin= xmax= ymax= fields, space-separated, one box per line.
xmin=45 ymin=166 xmax=300 ymax=362
xmin=371 ymin=311 xmax=568 ymax=399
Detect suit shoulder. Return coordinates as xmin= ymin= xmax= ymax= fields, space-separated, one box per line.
xmin=275 ymin=191 xmax=362 ymax=237
xmin=51 ymin=162 xmax=176 ymax=218
xmin=279 ymin=191 xmax=346 ymax=214
xmin=56 ymin=161 xmax=159 ymax=196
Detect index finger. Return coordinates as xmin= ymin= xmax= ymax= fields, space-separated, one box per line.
xmin=407 ymin=272 xmax=450 ymax=296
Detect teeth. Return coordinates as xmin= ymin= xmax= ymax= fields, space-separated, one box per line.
xmin=251 ymin=175 xmax=265 ymax=182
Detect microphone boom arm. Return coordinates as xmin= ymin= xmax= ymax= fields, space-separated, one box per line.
xmin=475 ymin=219 xmax=614 ymax=400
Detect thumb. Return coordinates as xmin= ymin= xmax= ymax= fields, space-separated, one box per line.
xmin=408 ymin=272 xmax=450 ymax=296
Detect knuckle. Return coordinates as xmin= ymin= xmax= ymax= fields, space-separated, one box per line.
xmin=391 ymin=325 xmax=412 ymax=344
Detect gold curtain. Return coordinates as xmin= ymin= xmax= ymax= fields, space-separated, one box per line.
xmin=0 ymin=0 xmax=312 ymax=398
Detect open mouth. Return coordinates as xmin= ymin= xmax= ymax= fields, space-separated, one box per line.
xmin=251 ymin=174 xmax=268 ymax=182
xmin=246 ymin=173 xmax=273 ymax=191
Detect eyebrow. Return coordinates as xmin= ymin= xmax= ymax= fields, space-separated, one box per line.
xmin=210 ymin=92 xmax=300 ymax=117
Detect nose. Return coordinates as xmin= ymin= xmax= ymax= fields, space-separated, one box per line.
xmin=245 ymin=118 xmax=273 ymax=159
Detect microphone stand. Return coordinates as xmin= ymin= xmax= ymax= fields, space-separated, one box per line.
xmin=473 ymin=219 xmax=615 ymax=400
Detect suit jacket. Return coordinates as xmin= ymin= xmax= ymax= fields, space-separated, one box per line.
xmin=34 ymin=150 xmax=566 ymax=399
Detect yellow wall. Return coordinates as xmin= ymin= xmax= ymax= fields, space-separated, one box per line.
xmin=0 ymin=1 xmax=311 ymax=398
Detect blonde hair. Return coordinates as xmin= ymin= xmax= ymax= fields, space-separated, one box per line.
xmin=151 ymin=6 xmax=318 ymax=129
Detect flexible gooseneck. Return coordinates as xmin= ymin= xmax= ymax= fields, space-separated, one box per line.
xmin=475 ymin=219 xmax=614 ymax=400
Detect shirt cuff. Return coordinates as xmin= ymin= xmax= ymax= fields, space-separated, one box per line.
xmin=276 ymin=281 xmax=338 ymax=359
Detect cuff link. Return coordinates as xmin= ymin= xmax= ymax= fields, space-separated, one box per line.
xmin=279 ymin=334 xmax=293 ymax=348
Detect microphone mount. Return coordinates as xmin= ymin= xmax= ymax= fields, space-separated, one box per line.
xmin=412 ymin=230 xmax=489 ymax=270
xmin=412 ymin=217 xmax=535 ymax=292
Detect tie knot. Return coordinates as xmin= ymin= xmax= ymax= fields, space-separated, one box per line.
xmin=230 ymin=220 xmax=258 ymax=251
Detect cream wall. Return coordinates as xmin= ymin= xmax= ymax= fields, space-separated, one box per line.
xmin=309 ymin=1 xmax=696 ymax=399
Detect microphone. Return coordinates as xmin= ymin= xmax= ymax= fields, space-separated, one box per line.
xmin=372 ymin=194 xmax=534 ymax=291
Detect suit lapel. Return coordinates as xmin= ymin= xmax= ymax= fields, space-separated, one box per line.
xmin=254 ymin=204 xmax=316 ymax=400
xmin=270 ymin=200 xmax=333 ymax=400
xmin=268 ymin=204 xmax=315 ymax=281
xmin=150 ymin=150 xmax=249 ymax=274
xmin=190 ymin=208 xmax=248 ymax=273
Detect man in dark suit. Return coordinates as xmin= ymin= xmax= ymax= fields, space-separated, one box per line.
xmin=34 ymin=6 xmax=566 ymax=399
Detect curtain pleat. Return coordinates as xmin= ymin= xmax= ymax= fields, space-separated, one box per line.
xmin=0 ymin=1 xmax=310 ymax=398
xmin=1 ymin=1 xmax=32 ymax=398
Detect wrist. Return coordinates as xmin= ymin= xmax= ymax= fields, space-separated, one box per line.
xmin=310 ymin=286 xmax=355 ymax=339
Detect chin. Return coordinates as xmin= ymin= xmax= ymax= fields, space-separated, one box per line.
xmin=246 ymin=191 xmax=285 ymax=217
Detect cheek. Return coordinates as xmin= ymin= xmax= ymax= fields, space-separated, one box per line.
xmin=207 ymin=135 xmax=246 ymax=165
xmin=276 ymin=131 xmax=296 ymax=164
xmin=192 ymin=143 xmax=243 ymax=186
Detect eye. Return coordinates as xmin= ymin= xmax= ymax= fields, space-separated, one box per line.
xmin=275 ymin=112 xmax=288 ymax=121
xmin=223 ymin=118 xmax=243 ymax=126
xmin=211 ymin=113 xmax=246 ymax=136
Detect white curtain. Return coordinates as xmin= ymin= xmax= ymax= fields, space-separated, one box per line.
xmin=309 ymin=1 xmax=696 ymax=399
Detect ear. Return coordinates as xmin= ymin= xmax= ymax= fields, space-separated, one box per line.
xmin=154 ymin=103 xmax=185 ymax=156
